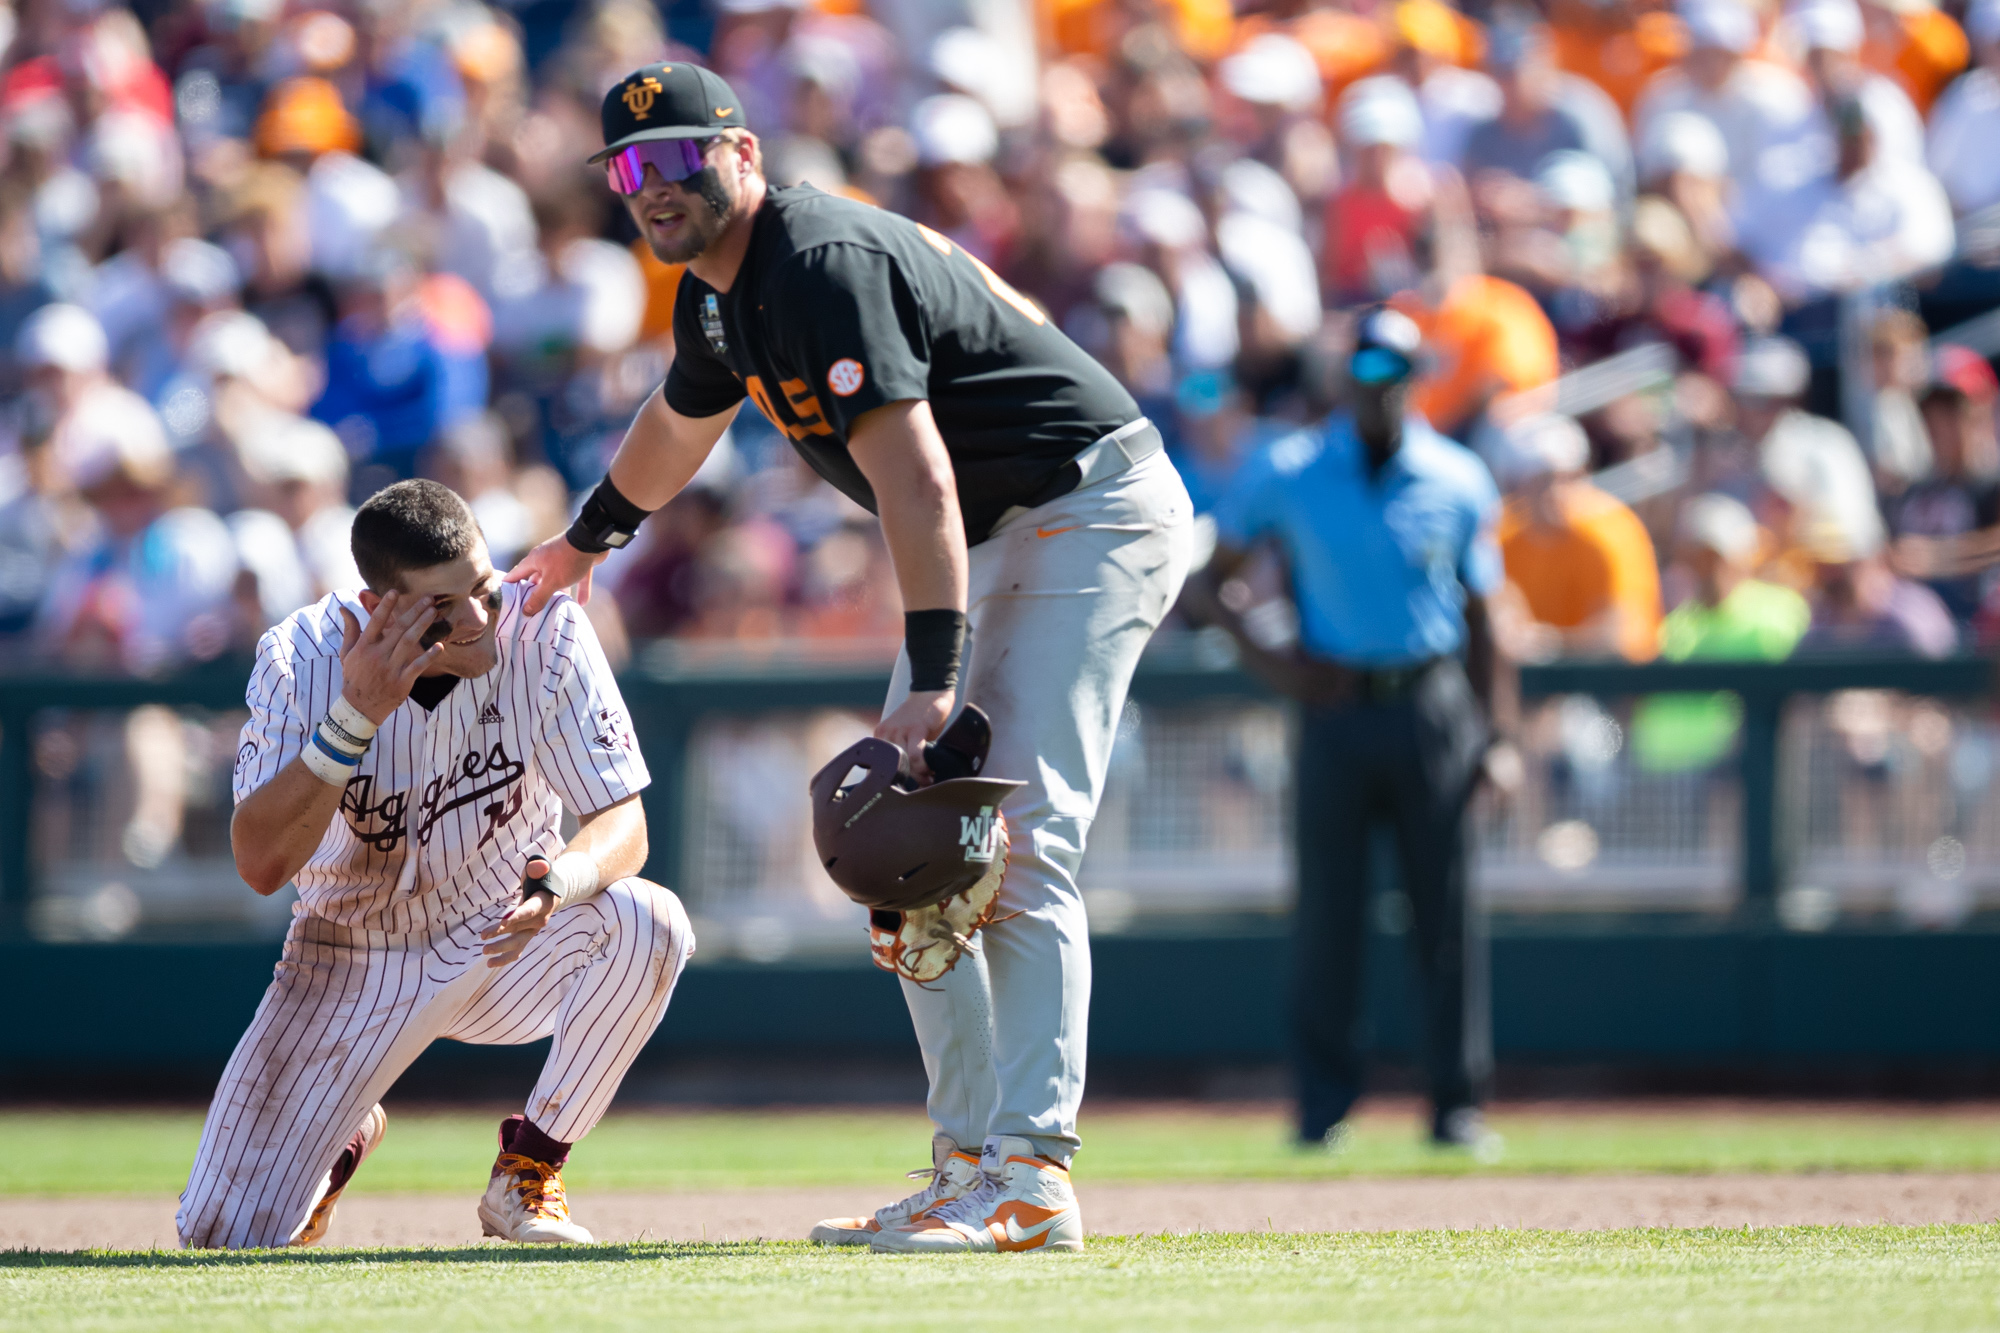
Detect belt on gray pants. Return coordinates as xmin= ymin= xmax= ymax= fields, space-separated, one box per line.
xmin=1069 ymin=417 xmax=1163 ymax=492
xmin=999 ymin=419 xmax=1166 ymax=530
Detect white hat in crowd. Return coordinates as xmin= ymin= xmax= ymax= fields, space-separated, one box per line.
xmin=1093 ymin=262 xmax=1176 ymax=337
xmin=1502 ymin=413 xmax=1592 ymax=484
xmin=1216 ymin=158 xmax=1303 ymax=233
xmin=1680 ymin=0 xmax=1758 ymax=53
xmin=1122 ymin=188 xmax=1208 ymax=249
xmin=1537 ymin=151 xmax=1616 ymax=213
xmin=928 ymin=27 xmax=1002 ymax=102
xmin=1679 ymin=492 xmax=1763 ymax=563
xmin=1732 ymin=336 xmax=1812 ymax=399
xmin=1339 ymin=76 xmax=1423 ymax=150
xmin=15 ymin=303 xmax=108 ymax=374
xmin=63 ymin=385 xmax=173 ymax=491
xmin=185 ymin=310 xmax=279 ymax=382
xmin=1640 ymin=110 xmax=1729 ymax=181
xmin=910 ymin=93 xmax=998 ymax=167
xmin=161 ymin=238 xmax=242 ymax=309
xmin=1218 ymin=34 xmax=1323 ymax=112
xmin=1789 ymin=0 xmax=1863 ymax=53
xmin=786 ymin=32 xmax=862 ymax=104
xmin=241 ymin=414 xmax=348 ymax=487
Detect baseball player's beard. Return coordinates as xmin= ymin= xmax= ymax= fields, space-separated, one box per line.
xmin=638 ymin=169 xmax=735 ymax=265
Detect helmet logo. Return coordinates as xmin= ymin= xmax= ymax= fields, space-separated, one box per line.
xmin=960 ymin=806 xmax=999 ymax=863
xmin=622 ymin=76 xmax=664 ymax=119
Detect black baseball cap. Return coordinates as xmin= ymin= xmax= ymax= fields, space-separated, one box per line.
xmin=588 ymin=63 xmax=750 ymax=164
xmin=1350 ymin=307 xmax=1425 ymax=385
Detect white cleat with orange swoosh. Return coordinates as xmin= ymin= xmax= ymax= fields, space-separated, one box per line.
xmin=869 ymin=1136 xmax=1083 ymax=1254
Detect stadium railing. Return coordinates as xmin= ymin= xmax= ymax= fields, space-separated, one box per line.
xmin=0 ymin=644 xmax=1992 ymax=938
xmin=5 ymin=645 xmax=1999 ymax=1073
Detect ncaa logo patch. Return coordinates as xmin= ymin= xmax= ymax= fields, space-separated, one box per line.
xmin=827 ymin=358 xmax=865 ymax=397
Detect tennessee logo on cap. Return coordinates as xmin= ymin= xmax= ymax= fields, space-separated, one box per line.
xmin=622 ymin=75 xmax=664 ymax=119
xmin=828 ymin=359 xmax=865 ymax=397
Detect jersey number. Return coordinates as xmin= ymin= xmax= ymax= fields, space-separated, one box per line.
xmin=744 ymin=375 xmax=837 ymax=442
xmin=915 ymin=223 xmax=1046 ymax=326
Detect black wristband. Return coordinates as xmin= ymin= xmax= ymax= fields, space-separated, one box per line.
xmin=565 ymin=477 xmax=654 ymax=554
xmin=905 ymin=609 xmax=966 ymax=694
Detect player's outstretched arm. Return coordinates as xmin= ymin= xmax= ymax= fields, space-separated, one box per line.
xmin=231 ymin=591 xmax=444 ymax=894
xmin=506 ymin=386 xmax=737 ymax=616
xmin=479 ymin=792 xmax=647 ymax=966
xmin=848 ymin=399 xmax=969 ymax=774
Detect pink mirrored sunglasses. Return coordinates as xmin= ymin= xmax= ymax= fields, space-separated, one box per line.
xmin=605 ymin=138 xmax=714 ymax=196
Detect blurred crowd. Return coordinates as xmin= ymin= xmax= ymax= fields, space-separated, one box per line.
xmin=2 ymin=0 xmax=2000 ymax=681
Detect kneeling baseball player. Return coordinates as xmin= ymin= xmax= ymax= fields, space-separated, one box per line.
xmin=178 ymin=480 xmax=694 ymax=1250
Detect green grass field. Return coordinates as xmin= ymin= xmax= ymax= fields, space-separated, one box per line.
xmin=7 ymin=1104 xmax=1995 ymax=1330
xmin=6 ymin=1103 xmax=1999 ymax=1196
xmin=4 ymin=1228 xmax=1996 ymax=1331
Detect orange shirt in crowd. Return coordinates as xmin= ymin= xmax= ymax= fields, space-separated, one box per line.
xmin=1042 ymin=0 xmax=1235 ymax=62
xmin=1864 ymin=6 xmax=1968 ymax=115
xmin=1237 ymin=8 xmax=1389 ymax=93
xmin=632 ymin=243 xmax=685 ymax=344
xmin=1233 ymin=0 xmax=1484 ymax=97
xmin=1550 ymin=7 xmax=1685 ymax=117
xmin=1500 ymin=481 xmax=1662 ymax=662
xmin=1395 ymin=275 xmax=1560 ymax=437
xmin=1392 ymin=0 xmax=1485 ymax=68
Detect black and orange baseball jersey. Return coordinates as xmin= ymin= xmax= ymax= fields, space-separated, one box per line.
xmin=663 ymin=185 xmax=1140 ymax=544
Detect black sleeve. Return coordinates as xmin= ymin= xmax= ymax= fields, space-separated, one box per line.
xmin=769 ymin=244 xmax=931 ymax=437
xmin=662 ymin=281 xmax=747 ymax=419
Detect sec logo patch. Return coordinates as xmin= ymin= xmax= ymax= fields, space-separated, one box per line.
xmin=827 ymin=358 xmax=865 ymax=397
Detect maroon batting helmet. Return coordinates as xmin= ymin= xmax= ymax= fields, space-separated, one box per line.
xmin=810 ymin=707 xmax=1024 ymax=912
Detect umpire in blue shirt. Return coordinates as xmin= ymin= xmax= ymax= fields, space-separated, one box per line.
xmin=1186 ymin=309 xmax=1513 ymax=1149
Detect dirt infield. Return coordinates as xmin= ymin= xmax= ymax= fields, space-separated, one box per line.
xmin=10 ymin=1175 xmax=1997 ymax=1251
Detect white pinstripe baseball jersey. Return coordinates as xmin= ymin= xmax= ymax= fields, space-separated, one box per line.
xmin=233 ymin=582 xmax=648 ymax=932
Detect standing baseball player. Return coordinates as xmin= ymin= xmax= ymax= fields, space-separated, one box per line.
xmin=179 ymin=479 xmax=694 ymax=1250
xmin=508 ymin=63 xmax=1193 ymax=1253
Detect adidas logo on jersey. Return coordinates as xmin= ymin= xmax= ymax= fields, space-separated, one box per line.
xmin=478 ymin=702 xmax=504 ymax=726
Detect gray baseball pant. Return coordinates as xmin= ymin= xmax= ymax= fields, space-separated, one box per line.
xmin=883 ymin=440 xmax=1194 ymax=1164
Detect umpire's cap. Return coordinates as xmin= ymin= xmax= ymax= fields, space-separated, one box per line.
xmin=810 ymin=707 xmax=1024 ymax=912
xmin=1350 ymin=306 xmax=1425 ymax=386
xmin=588 ymin=63 xmax=750 ymax=164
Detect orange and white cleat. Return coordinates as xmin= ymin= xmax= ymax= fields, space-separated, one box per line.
xmin=870 ymin=1136 xmax=1083 ymax=1254
xmin=808 ymin=1141 xmax=985 ymax=1246
xmin=478 ymin=1154 xmax=593 ymax=1244
xmin=289 ymin=1103 xmax=388 ymax=1247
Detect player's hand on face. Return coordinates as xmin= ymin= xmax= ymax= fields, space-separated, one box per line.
xmin=875 ymin=690 xmax=954 ymax=782
xmin=481 ymin=859 xmax=559 ymax=967
xmin=504 ymin=536 xmax=608 ymax=617
xmin=338 ymin=591 xmax=447 ymax=725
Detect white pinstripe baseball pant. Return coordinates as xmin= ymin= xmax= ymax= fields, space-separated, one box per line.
xmin=178 ymin=879 xmax=693 ymax=1250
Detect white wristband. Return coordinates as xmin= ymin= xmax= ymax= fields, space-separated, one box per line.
xmin=301 ymin=738 xmax=359 ymax=787
xmin=327 ymin=694 xmax=380 ymax=747
xmin=546 ymin=852 xmax=603 ymax=908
